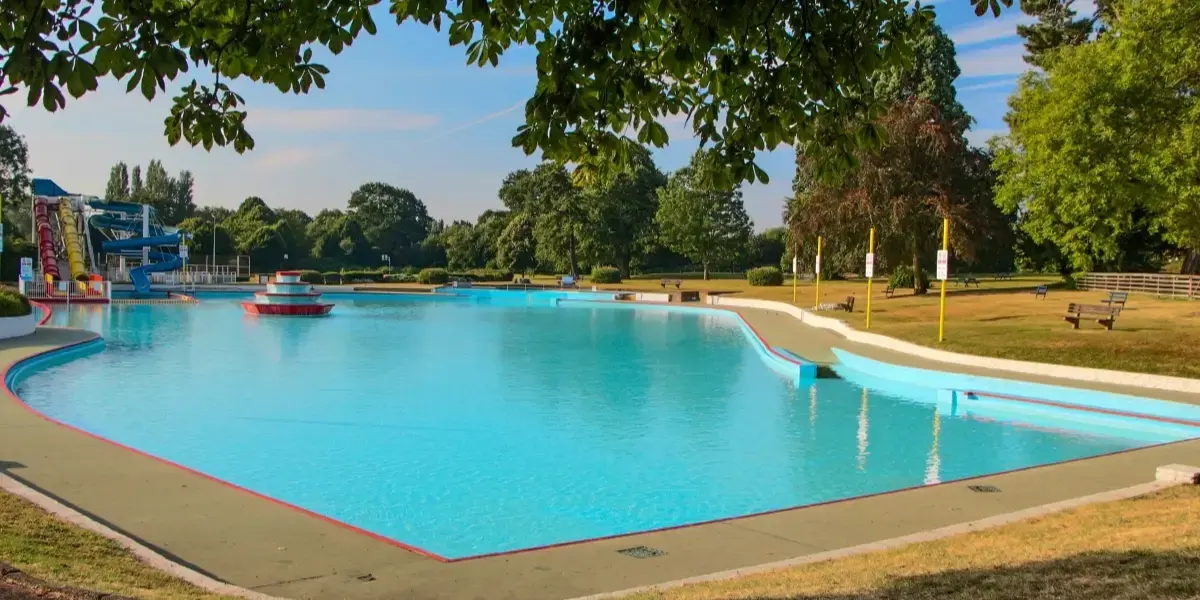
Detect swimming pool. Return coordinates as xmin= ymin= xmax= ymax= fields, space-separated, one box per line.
xmin=14 ymin=291 xmax=1199 ymax=559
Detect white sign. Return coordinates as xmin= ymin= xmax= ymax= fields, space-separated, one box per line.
xmin=936 ymin=249 xmax=949 ymax=281
xmin=791 ymin=255 xmax=797 ymax=274
xmin=815 ymin=255 xmax=822 ymax=275
xmin=179 ymin=245 xmax=189 ymax=260
xmin=865 ymin=253 xmax=875 ymax=278
xmin=19 ymin=257 xmax=33 ymax=282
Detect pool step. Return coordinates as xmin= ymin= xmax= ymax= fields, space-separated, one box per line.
xmin=111 ymin=297 xmax=198 ymax=305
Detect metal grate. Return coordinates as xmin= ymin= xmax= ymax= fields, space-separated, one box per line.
xmin=968 ymin=484 xmax=1001 ymax=493
xmin=617 ymin=546 xmax=666 ymax=559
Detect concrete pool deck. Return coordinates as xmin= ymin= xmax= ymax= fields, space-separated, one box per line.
xmin=2 ymin=316 xmax=1199 ymax=600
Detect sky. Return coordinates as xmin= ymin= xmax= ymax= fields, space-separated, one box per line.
xmin=5 ymin=0 xmax=1069 ymax=229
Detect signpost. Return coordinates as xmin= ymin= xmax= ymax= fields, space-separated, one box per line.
xmin=19 ymin=258 xmax=33 ymax=282
xmin=814 ymin=236 xmax=823 ymax=309
xmin=937 ymin=218 xmax=949 ymax=342
xmin=865 ymin=228 xmax=876 ymax=329
xmin=791 ymin=251 xmax=798 ymax=304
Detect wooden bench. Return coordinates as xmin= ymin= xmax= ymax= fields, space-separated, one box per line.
xmin=660 ymin=278 xmax=682 ymax=289
xmin=884 ymin=285 xmax=896 ymax=298
xmin=1064 ymin=303 xmax=1120 ymax=330
xmin=995 ymin=272 xmax=1014 ymax=280
xmin=1102 ymin=291 xmax=1129 ymax=308
xmin=1031 ymin=285 xmax=1048 ymax=299
xmin=956 ymin=276 xmax=980 ymax=287
xmin=839 ymin=296 xmax=855 ymax=313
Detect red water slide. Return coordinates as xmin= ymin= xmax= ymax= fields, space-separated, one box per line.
xmin=33 ymin=199 xmax=60 ymax=280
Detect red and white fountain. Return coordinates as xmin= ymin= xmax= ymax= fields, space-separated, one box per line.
xmin=241 ymin=271 xmax=334 ymax=317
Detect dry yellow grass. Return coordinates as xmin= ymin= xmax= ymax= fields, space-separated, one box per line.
xmin=0 ymin=489 xmax=236 ymax=600
xmin=630 ymin=484 xmax=1200 ymax=600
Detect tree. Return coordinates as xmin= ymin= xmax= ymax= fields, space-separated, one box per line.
xmin=1016 ymin=0 xmax=1105 ymax=68
xmin=129 ymin=165 xmax=144 ymax=202
xmin=994 ymin=0 xmax=1200 ymax=271
xmin=307 ymin=208 xmax=372 ymax=266
xmin=500 ymin=163 xmax=582 ymax=275
xmin=495 ymin=212 xmax=537 ymax=275
xmin=176 ymin=216 xmax=234 ymax=258
xmin=577 ymin=147 xmax=666 ymax=277
xmin=193 ymin=205 xmax=232 ymax=225
xmin=790 ymin=98 xmax=1001 ymax=293
xmin=751 ymin=227 xmax=788 ymax=268
xmin=655 ymin=152 xmax=753 ymax=280
xmin=441 ymin=220 xmax=480 ymax=271
xmin=275 ymin=208 xmax=312 ymax=262
xmin=346 ymin=182 xmax=431 ymax=263
xmin=162 ymin=170 xmax=196 ymax=225
xmin=141 ymin=159 xmax=173 ymax=215
xmin=1 ymin=1 xmax=1018 ymax=184
xmin=104 ymin=162 xmax=131 ymax=203
xmin=473 ymin=210 xmax=509 ymax=268
xmin=873 ymin=17 xmax=968 ymax=131
xmin=0 ymin=124 xmax=31 ymax=235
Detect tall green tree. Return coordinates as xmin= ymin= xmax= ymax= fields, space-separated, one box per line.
xmin=578 ymin=147 xmax=666 ymax=276
xmin=994 ymin=0 xmax=1200 ymax=271
xmin=751 ymin=227 xmax=788 ymax=268
xmin=104 ymin=162 xmax=131 ymax=203
xmin=0 ymin=124 xmax=31 ymax=235
xmin=129 ymin=165 xmax=144 ymax=203
xmin=440 ymin=220 xmax=481 ymax=271
xmin=1016 ymin=0 xmax=1105 ymax=68
xmin=176 ymin=216 xmax=234 ymax=258
xmin=162 ymin=170 xmax=196 ymax=224
xmin=274 ymin=208 xmax=312 ymax=262
xmin=1 ymin=0 xmax=1019 ymax=183
xmin=655 ymin=152 xmax=753 ymax=280
xmin=495 ymin=212 xmax=537 ymax=274
xmin=500 ymin=163 xmax=582 ymax=275
xmin=473 ymin=210 xmax=509 ymax=268
xmin=141 ymin=159 xmax=173 ymax=216
xmin=346 ymin=182 xmax=431 ymax=264
xmin=873 ymin=17 xmax=968 ymax=131
xmin=307 ymin=208 xmax=372 ymax=266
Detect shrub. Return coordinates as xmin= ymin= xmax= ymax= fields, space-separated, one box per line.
xmin=467 ymin=269 xmax=512 ymax=282
xmin=590 ymin=266 xmax=622 ymax=284
xmin=747 ymin=266 xmax=784 ymax=286
xmin=0 ymin=287 xmax=32 ymax=318
xmin=418 ymin=268 xmax=450 ymax=284
xmin=297 ymin=270 xmax=324 ymax=284
xmin=384 ymin=273 xmax=418 ymax=283
xmin=340 ymin=270 xmax=386 ymax=283
xmin=888 ymin=265 xmax=930 ymax=291
xmin=320 ymin=271 xmax=343 ymax=284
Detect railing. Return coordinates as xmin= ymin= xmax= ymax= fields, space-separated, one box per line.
xmin=1076 ymin=272 xmax=1200 ymax=300
xmin=19 ymin=280 xmax=112 ymax=302
xmin=105 ymin=266 xmax=241 ymax=285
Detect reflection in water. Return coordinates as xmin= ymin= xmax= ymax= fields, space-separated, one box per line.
xmin=857 ymin=387 xmax=869 ymax=472
xmin=925 ymin=410 xmax=942 ymax=485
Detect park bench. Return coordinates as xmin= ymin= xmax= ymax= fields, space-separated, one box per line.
xmin=558 ymin=275 xmax=578 ymax=289
xmin=660 ymin=278 xmax=682 ymax=289
xmin=956 ymin=275 xmax=980 ymax=287
xmin=884 ymin=285 xmax=896 ymax=298
xmin=995 ymin=272 xmax=1014 ymax=280
xmin=1031 ymin=285 xmax=1048 ymax=299
xmin=1063 ymin=303 xmax=1120 ymax=331
xmin=1102 ymin=291 xmax=1129 ymax=308
xmin=839 ymin=296 xmax=855 ymax=313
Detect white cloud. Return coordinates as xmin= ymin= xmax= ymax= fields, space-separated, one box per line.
xmin=966 ymin=128 xmax=1005 ymax=148
xmin=249 ymin=109 xmax=440 ymax=132
xmin=255 ymin=145 xmax=345 ymax=170
xmin=950 ymin=13 xmax=1036 ymax=47
xmin=417 ymin=101 xmax=524 ymax=144
xmin=958 ymin=43 xmax=1029 ymax=78
xmin=957 ymin=79 xmax=1015 ymax=93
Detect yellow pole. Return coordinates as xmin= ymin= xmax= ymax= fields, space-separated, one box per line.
xmin=938 ymin=217 xmax=949 ymax=342
xmin=814 ymin=236 xmax=822 ymax=309
xmin=866 ymin=228 xmax=875 ymax=329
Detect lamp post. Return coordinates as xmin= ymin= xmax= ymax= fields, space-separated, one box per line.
xmin=210 ymin=216 xmax=217 ymax=277
xmin=382 ymin=253 xmax=391 ymax=269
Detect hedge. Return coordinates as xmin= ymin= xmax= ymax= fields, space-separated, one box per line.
xmin=747 ymin=266 xmax=783 ymax=286
xmin=418 ymin=268 xmax=450 ymax=284
xmin=384 ymin=273 xmax=418 ymax=283
xmin=590 ymin=266 xmax=621 ymax=284
xmin=0 ymin=287 xmax=32 ymax=318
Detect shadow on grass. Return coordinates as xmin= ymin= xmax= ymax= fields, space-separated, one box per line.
xmin=701 ymin=549 xmax=1200 ymax=600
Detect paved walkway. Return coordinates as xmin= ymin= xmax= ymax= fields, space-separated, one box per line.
xmin=1 ymin=320 xmax=1198 ymax=600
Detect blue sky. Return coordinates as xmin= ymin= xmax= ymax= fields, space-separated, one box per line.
xmin=6 ymin=0 xmax=1069 ymax=228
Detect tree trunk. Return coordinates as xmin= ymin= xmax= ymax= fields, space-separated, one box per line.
xmin=912 ymin=240 xmax=928 ymax=295
xmin=1183 ymin=251 xmax=1200 ymax=275
xmin=703 ymin=261 xmax=709 ymax=281
xmin=568 ymin=225 xmax=578 ymax=278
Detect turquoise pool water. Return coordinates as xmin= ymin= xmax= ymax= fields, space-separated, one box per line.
xmin=16 ymin=292 xmax=1194 ymax=559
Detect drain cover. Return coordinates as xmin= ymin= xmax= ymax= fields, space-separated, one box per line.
xmin=617 ymin=546 xmax=665 ymax=558
xmin=968 ymin=484 xmax=1001 ymax=493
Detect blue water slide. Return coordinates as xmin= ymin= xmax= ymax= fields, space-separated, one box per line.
xmin=90 ymin=214 xmax=168 ymax=236
xmin=101 ymin=234 xmax=183 ymax=293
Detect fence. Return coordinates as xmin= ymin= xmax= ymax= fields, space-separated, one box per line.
xmin=1076 ymin=272 xmax=1200 ymax=300
xmin=105 ymin=264 xmax=242 ymax=285
xmin=19 ymin=280 xmax=112 ymax=302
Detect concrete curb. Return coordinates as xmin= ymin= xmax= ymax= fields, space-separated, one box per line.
xmin=564 ymin=479 xmax=1180 ymax=600
xmin=0 ymin=472 xmax=285 ymax=600
xmin=709 ymin=296 xmax=1200 ymax=394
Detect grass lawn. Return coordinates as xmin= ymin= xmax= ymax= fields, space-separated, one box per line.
xmin=628 ymin=484 xmax=1200 ymax=600
xmin=0 ymin=489 xmax=235 ymax=600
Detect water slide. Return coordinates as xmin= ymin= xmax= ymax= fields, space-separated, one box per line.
xmin=57 ymin=201 xmax=88 ymax=279
xmin=33 ymin=199 xmax=60 ymax=280
xmin=101 ymin=234 xmax=183 ymax=293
